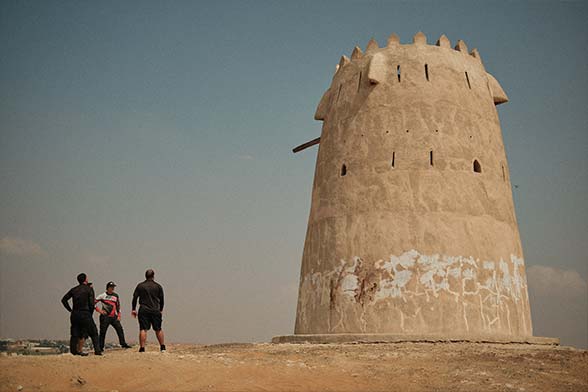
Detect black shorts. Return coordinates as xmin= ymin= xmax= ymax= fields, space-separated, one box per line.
xmin=70 ymin=310 xmax=98 ymax=338
xmin=138 ymin=309 xmax=162 ymax=331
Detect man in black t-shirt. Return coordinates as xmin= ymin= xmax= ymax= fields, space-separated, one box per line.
xmin=132 ymin=269 xmax=166 ymax=352
xmin=61 ymin=273 xmax=102 ymax=356
xmin=76 ymin=282 xmax=93 ymax=354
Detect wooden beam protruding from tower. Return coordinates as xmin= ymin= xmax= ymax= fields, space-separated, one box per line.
xmin=293 ymin=137 xmax=321 ymax=153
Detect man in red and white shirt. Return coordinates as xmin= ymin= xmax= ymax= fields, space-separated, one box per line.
xmin=95 ymin=281 xmax=131 ymax=351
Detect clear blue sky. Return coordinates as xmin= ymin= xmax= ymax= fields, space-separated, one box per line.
xmin=1 ymin=1 xmax=586 ymax=347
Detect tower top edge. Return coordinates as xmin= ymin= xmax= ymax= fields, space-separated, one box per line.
xmin=335 ymin=33 xmax=483 ymax=74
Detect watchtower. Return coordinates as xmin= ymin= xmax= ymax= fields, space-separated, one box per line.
xmin=275 ymin=33 xmax=557 ymax=344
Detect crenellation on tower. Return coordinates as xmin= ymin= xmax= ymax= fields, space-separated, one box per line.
xmin=387 ymin=33 xmax=401 ymax=47
xmin=470 ymin=48 xmax=482 ymax=61
xmin=365 ymin=37 xmax=379 ymax=53
xmin=454 ymin=39 xmax=469 ymax=53
xmin=436 ymin=34 xmax=451 ymax=48
xmin=351 ymin=46 xmax=363 ymax=60
xmin=338 ymin=55 xmax=350 ymax=68
xmin=413 ymin=31 xmax=427 ymax=45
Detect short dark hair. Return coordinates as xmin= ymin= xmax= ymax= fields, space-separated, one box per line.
xmin=77 ymin=273 xmax=87 ymax=284
xmin=145 ymin=269 xmax=155 ymax=280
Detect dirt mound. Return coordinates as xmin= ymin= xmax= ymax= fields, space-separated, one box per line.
xmin=1 ymin=342 xmax=587 ymax=391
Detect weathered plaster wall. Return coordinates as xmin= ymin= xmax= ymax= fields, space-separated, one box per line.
xmin=294 ymin=33 xmax=533 ymax=338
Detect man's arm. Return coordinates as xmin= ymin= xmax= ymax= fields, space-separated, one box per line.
xmin=131 ymin=286 xmax=138 ymax=311
xmin=89 ymin=287 xmax=96 ymax=312
xmin=131 ymin=286 xmax=139 ymax=318
xmin=61 ymin=289 xmax=73 ymax=312
xmin=116 ymin=294 xmax=121 ymax=319
xmin=94 ymin=293 xmax=105 ymax=314
xmin=159 ymin=285 xmax=164 ymax=312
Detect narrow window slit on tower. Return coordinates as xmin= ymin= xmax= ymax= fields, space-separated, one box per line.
xmin=429 ymin=151 xmax=434 ymax=166
xmin=341 ymin=164 xmax=347 ymax=176
xmin=425 ymin=64 xmax=429 ymax=81
xmin=465 ymin=71 xmax=471 ymax=89
xmin=501 ymin=165 xmax=505 ymax=181
xmin=336 ymin=84 xmax=342 ymax=102
xmin=358 ymin=72 xmax=362 ymax=92
xmin=397 ymin=65 xmax=401 ymax=82
xmin=473 ymin=160 xmax=482 ymax=173
xmin=391 ymin=152 xmax=395 ymax=168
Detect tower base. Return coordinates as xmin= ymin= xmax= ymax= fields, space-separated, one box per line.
xmin=272 ymin=333 xmax=559 ymax=345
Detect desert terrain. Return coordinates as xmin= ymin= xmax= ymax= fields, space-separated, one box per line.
xmin=1 ymin=342 xmax=587 ymax=391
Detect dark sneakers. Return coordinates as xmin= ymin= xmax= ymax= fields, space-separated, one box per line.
xmin=137 ymin=346 xmax=166 ymax=352
xmin=121 ymin=344 xmax=132 ymax=349
xmin=74 ymin=352 xmax=89 ymax=357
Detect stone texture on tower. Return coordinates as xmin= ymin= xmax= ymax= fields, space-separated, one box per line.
xmin=279 ymin=33 xmax=556 ymax=344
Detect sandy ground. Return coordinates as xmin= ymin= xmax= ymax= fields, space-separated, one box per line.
xmin=1 ymin=342 xmax=587 ymax=391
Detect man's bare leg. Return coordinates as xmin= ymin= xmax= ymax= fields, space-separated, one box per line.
xmin=139 ymin=330 xmax=147 ymax=352
xmin=155 ymin=330 xmax=165 ymax=351
xmin=155 ymin=330 xmax=164 ymax=345
xmin=77 ymin=338 xmax=85 ymax=354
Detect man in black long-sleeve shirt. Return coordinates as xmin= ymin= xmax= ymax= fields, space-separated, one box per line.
xmin=61 ymin=273 xmax=102 ymax=356
xmin=132 ymin=269 xmax=166 ymax=352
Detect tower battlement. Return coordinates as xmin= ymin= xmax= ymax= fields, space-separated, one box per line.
xmin=316 ymin=32 xmax=508 ymax=125
xmin=335 ymin=32 xmax=483 ymax=73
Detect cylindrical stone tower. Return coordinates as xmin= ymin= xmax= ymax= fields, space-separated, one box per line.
xmin=279 ymin=33 xmax=548 ymax=343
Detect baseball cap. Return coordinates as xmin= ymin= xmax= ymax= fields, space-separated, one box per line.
xmin=106 ymin=281 xmax=117 ymax=288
